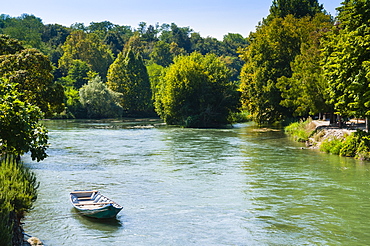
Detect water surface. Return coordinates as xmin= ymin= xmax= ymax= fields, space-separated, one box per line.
xmin=23 ymin=120 xmax=370 ymax=245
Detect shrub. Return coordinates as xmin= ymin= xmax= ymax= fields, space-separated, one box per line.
xmin=319 ymin=137 xmax=344 ymax=155
xmin=339 ymin=133 xmax=358 ymax=157
xmin=285 ymin=118 xmax=315 ymax=142
xmin=0 ymin=155 xmax=38 ymax=245
xmin=318 ymin=130 xmax=370 ymax=160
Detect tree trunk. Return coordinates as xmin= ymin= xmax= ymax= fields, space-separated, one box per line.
xmin=330 ymin=113 xmax=335 ymax=125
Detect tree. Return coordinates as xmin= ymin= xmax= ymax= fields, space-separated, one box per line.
xmin=239 ymin=13 xmax=329 ymax=124
xmin=146 ymin=62 xmax=164 ymax=101
xmin=0 ymin=79 xmax=48 ymax=161
xmin=66 ymin=59 xmax=91 ymax=89
xmin=41 ymin=24 xmax=70 ymax=64
xmin=41 ymin=24 xmax=70 ymax=47
xmin=155 ymin=52 xmax=239 ymax=127
xmin=149 ymin=41 xmax=173 ymax=67
xmin=88 ymin=21 xmax=115 ymax=36
xmin=104 ymin=31 xmax=125 ymax=57
xmin=138 ymin=22 xmax=159 ymax=42
xmin=0 ymin=34 xmax=23 ymax=55
xmin=59 ymin=30 xmax=114 ymax=79
xmin=107 ymin=47 xmax=152 ymax=114
xmin=268 ymin=0 xmax=325 ymax=20
xmin=159 ymin=23 xmax=192 ymax=52
xmin=322 ymin=0 xmax=370 ymax=125
xmin=277 ymin=14 xmax=334 ymax=117
xmin=79 ymin=76 xmax=122 ymax=118
xmin=0 ymin=14 xmax=44 ymax=50
xmin=0 ymin=35 xmax=64 ymax=117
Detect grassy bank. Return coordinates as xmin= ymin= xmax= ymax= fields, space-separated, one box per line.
xmin=284 ymin=118 xmax=316 ymax=142
xmin=0 ymin=155 xmax=38 ymax=246
xmin=285 ymin=119 xmax=370 ymax=160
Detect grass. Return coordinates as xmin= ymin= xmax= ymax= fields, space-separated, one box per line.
xmin=284 ymin=118 xmax=316 ymax=142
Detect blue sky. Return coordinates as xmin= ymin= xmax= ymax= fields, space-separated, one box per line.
xmin=2 ymin=0 xmax=343 ymax=40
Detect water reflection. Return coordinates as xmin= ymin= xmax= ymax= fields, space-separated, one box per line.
xmin=72 ymin=209 xmax=124 ymax=233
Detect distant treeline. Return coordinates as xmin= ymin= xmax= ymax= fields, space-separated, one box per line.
xmin=0 ymin=13 xmax=248 ymax=124
xmin=1 ymin=0 xmax=369 ymax=127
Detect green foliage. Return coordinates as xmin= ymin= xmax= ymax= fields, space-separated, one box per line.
xmin=159 ymin=23 xmax=192 ymax=52
xmin=104 ymin=31 xmax=125 ymax=57
xmin=276 ymin=14 xmax=334 ymax=116
xmin=0 ymin=80 xmax=49 ymax=161
xmin=146 ymin=62 xmax=164 ymax=101
xmin=0 ymin=155 xmax=38 ymax=245
xmin=240 ymin=15 xmax=323 ymax=124
xmin=0 ymin=15 xmax=252 ymax=120
xmin=339 ymin=130 xmax=370 ymax=159
xmin=228 ymin=110 xmax=251 ymax=123
xmin=0 ymin=36 xmax=64 ymax=117
xmin=268 ymin=0 xmax=325 ymax=20
xmin=59 ymin=30 xmax=114 ymax=79
xmin=0 ymin=202 xmax=12 ymax=246
xmin=356 ymin=135 xmax=370 ymax=160
xmin=79 ymin=76 xmax=123 ymax=118
xmin=107 ymin=47 xmax=152 ymax=115
xmin=284 ymin=118 xmax=315 ymax=142
xmin=155 ymin=52 xmax=239 ymax=127
xmin=41 ymin=24 xmax=70 ymax=64
xmin=41 ymin=24 xmax=70 ymax=47
xmin=339 ymin=132 xmax=359 ymax=157
xmin=0 ymin=34 xmax=23 ymax=55
xmin=319 ymin=130 xmax=370 ymax=160
xmin=0 ymin=14 xmax=44 ymax=50
xmin=150 ymin=41 xmax=173 ymax=67
xmin=319 ymin=137 xmax=344 ymax=155
xmin=61 ymin=86 xmax=85 ymax=118
xmin=61 ymin=59 xmax=91 ymax=89
xmin=322 ymin=0 xmax=370 ymax=120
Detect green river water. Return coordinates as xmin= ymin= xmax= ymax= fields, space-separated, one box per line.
xmin=23 ymin=119 xmax=370 ymax=245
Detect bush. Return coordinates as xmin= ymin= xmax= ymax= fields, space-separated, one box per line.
xmin=339 ymin=133 xmax=358 ymax=157
xmin=356 ymin=138 xmax=370 ymax=160
xmin=318 ymin=130 xmax=370 ymax=160
xmin=228 ymin=110 xmax=251 ymax=123
xmin=0 ymin=155 xmax=38 ymax=245
xmin=285 ymin=118 xmax=315 ymax=142
xmin=79 ymin=76 xmax=123 ymax=118
xmin=320 ymin=137 xmax=344 ymax=155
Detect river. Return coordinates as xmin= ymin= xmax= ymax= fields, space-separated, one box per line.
xmin=23 ymin=119 xmax=370 ymax=245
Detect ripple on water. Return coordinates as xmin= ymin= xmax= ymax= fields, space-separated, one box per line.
xmin=22 ymin=120 xmax=370 ymax=245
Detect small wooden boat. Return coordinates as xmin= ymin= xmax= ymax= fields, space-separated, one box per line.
xmin=70 ymin=190 xmax=123 ymax=219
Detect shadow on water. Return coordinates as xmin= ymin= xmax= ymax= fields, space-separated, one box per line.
xmin=71 ymin=208 xmax=124 ymax=233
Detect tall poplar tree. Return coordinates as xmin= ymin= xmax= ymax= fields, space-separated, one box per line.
xmin=107 ymin=47 xmax=152 ymax=115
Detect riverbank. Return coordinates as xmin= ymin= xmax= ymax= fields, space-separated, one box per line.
xmin=286 ymin=119 xmax=370 ymax=160
xmin=306 ymin=120 xmax=357 ymax=148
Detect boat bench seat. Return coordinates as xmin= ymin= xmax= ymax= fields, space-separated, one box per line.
xmin=76 ymin=202 xmax=112 ymax=206
xmin=78 ymin=197 xmax=93 ymax=200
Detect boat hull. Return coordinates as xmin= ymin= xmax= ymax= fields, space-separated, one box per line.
xmin=74 ymin=204 xmax=122 ymax=219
